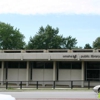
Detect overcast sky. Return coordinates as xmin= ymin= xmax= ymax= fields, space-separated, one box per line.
xmin=0 ymin=0 xmax=100 ymax=47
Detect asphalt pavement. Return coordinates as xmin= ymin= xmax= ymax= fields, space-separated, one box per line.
xmin=0 ymin=90 xmax=98 ymax=99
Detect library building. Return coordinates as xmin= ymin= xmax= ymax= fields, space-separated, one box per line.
xmin=0 ymin=49 xmax=100 ymax=88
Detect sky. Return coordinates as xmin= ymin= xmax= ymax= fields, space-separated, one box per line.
xmin=0 ymin=0 xmax=100 ymax=48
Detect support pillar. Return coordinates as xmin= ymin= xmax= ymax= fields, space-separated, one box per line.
xmin=26 ymin=61 xmax=29 ymax=87
xmin=53 ymin=61 xmax=57 ymax=81
xmin=81 ymin=61 xmax=84 ymax=87
xmin=1 ymin=61 xmax=4 ymax=86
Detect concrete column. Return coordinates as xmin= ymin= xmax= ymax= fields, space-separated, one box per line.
xmin=1 ymin=61 xmax=4 ymax=86
xmin=53 ymin=61 xmax=57 ymax=81
xmin=26 ymin=61 xmax=29 ymax=86
xmin=81 ymin=61 xmax=84 ymax=87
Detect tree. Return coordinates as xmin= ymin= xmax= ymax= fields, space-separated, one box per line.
xmin=27 ymin=25 xmax=77 ymax=49
xmin=84 ymin=43 xmax=92 ymax=49
xmin=62 ymin=36 xmax=77 ymax=49
xmin=27 ymin=25 xmax=63 ymax=49
xmin=0 ymin=22 xmax=25 ymax=49
xmin=93 ymin=37 xmax=100 ymax=49
xmin=73 ymin=46 xmax=83 ymax=49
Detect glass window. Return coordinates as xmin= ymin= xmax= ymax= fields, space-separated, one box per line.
xmin=58 ymin=62 xmax=81 ymax=69
xmin=59 ymin=62 xmax=71 ymax=69
xmin=0 ymin=62 xmax=1 ymax=68
xmin=86 ymin=62 xmax=100 ymax=69
xmin=33 ymin=62 xmax=53 ymax=69
xmin=45 ymin=62 xmax=53 ymax=69
xmin=7 ymin=62 xmax=18 ymax=68
xmin=85 ymin=62 xmax=100 ymax=81
xmin=20 ymin=62 xmax=26 ymax=68
xmin=72 ymin=62 xmax=81 ymax=69
xmin=33 ymin=62 xmax=44 ymax=69
xmin=5 ymin=61 xmax=26 ymax=68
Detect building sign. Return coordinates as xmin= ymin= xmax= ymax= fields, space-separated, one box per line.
xmin=91 ymin=55 xmax=100 ymax=58
xmin=81 ymin=55 xmax=100 ymax=59
xmin=81 ymin=55 xmax=90 ymax=58
xmin=63 ymin=54 xmax=100 ymax=60
xmin=63 ymin=55 xmax=77 ymax=59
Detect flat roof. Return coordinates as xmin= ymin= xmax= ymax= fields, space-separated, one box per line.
xmin=0 ymin=49 xmax=98 ymax=53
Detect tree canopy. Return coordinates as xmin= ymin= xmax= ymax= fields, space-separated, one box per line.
xmin=93 ymin=37 xmax=100 ymax=49
xmin=26 ymin=25 xmax=77 ymax=49
xmin=84 ymin=43 xmax=92 ymax=49
xmin=62 ymin=36 xmax=77 ymax=49
xmin=0 ymin=22 xmax=25 ymax=49
xmin=1 ymin=22 xmax=98 ymax=50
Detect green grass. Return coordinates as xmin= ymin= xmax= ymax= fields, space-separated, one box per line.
xmin=98 ymin=93 xmax=100 ymax=99
xmin=0 ymin=88 xmax=93 ymax=92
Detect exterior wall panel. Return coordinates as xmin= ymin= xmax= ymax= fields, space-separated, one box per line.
xmin=3 ymin=69 xmax=6 ymax=81
xmin=32 ymin=69 xmax=43 ymax=81
xmin=44 ymin=69 xmax=53 ymax=81
xmin=59 ymin=69 xmax=81 ymax=80
xmin=32 ymin=69 xmax=53 ymax=81
xmin=8 ymin=69 xmax=18 ymax=81
xmin=71 ymin=70 xmax=81 ymax=80
xmin=59 ymin=69 xmax=71 ymax=80
xmin=19 ymin=69 xmax=26 ymax=81
xmin=8 ymin=69 xmax=26 ymax=81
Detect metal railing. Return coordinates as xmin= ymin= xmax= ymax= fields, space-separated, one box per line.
xmin=0 ymin=80 xmax=97 ymax=89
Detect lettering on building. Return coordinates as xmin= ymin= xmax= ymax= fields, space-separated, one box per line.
xmin=80 ymin=55 xmax=100 ymax=59
xmin=81 ymin=55 xmax=89 ymax=58
xmin=63 ymin=54 xmax=100 ymax=59
xmin=63 ymin=55 xmax=77 ymax=58
xmin=91 ymin=55 xmax=100 ymax=58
